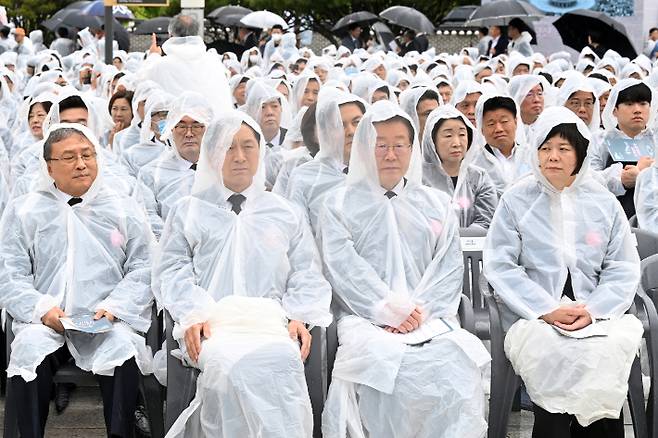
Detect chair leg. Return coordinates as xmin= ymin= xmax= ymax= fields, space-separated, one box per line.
xmin=4 ymin=378 xmax=19 ymax=438
xmin=488 ymin=356 xmax=520 ymax=438
xmin=628 ymin=356 xmax=649 ymax=438
xmin=165 ymin=369 xmax=198 ymax=432
xmin=141 ymin=375 xmax=165 ymax=438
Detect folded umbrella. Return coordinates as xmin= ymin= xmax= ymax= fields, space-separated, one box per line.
xmin=332 ymin=11 xmax=379 ymax=32
xmin=380 ymin=6 xmax=435 ymax=34
xmin=553 ymin=9 xmax=637 ymax=59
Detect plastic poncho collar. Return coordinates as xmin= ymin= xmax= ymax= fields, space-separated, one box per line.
xmin=601 ymin=78 xmax=657 ymax=132
xmin=556 ymin=74 xmax=601 ymax=132
xmin=346 ymin=100 xmax=422 ymax=191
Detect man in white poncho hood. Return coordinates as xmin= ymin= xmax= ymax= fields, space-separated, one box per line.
xmin=484 ymin=106 xmax=642 ymax=437
xmin=154 ymin=110 xmax=332 ymax=437
xmin=319 ymin=100 xmax=490 ymax=438
xmin=0 ymin=123 xmax=155 ymax=437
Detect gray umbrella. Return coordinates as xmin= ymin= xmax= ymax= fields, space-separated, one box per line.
xmin=466 ymin=0 xmax=544 ymax=27
xmin=208 ymin=5 xmax=252 ymax=26
xmin=379 ymin=6 xmax=435 ymax=34
xmin=134 ymin=17 xmax=171 ymax=35
xmin=332 ymin=11 xmax=378 ymax=32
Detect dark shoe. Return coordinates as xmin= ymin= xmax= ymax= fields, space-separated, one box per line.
xmin=54 ymin=382 xmax=75 ymax=414
xmin=135 ymin=404 xmax=151 ymax=438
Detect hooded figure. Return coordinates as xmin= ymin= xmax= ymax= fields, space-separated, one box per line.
xmin=421 ymin=105 xmax=498 ymax=229
xmin=589 ymin=78 xmax=657 ymax=217
xmin=285 ymin=87 xmax=366 ymax=233
xmin=154 ymin=110 xmax=332 ymax=437
xmin=114 ymin=79 xmax=161 ymax=157
xmin=319 ymin=100 xmax=490 ymax=438
xmin=399 ymin=86 xmax=443 ymax=141
xmin=0 ymin=123 xmax=155 ymax=436
xmin=133 ymin=91 xmax=213 ymax=238
xmin=120 ymin=90 xmax=173 ymax=178
xmin=634 ymin=140 xmax=658 ymax=233
xmin=483 ymin=106 xmax=642 ymax=434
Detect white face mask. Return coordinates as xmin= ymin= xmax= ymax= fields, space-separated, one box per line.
xmin=249 ymin=54 xmax=260 ymax=64
xmin=272 ymin=33 xmax=282 ymax=43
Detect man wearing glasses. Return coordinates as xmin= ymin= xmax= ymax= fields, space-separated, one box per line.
xmin=134 ymin=91 xmax=213 ymax=238
xmin=1 ymin=124 xmax=155 ymax=437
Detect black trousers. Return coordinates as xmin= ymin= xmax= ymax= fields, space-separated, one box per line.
xmin=7 ymin=345 xmax=139 ymax=438
xmin=532 ymin=404 xmax=625 ymax=438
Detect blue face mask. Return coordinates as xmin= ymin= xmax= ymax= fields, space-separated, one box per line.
xmin=156 ymin=120 xmax=167 ymax=135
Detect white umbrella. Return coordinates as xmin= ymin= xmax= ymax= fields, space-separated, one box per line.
xmin=239 ymin=10 xmax=288 ymax=30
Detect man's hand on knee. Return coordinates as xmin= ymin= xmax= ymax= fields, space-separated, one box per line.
xmin=185 ymin=322 xmax=211 ymax=362
xmin=41 ymin=307 xmax=66 ymax=334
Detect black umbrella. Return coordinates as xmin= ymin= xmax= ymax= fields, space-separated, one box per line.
xmin=332 ymin=11 xmax=378 ymax=32
xmin=54 ymin=10 xmax=103 ymax=31
xmin=135 ymin=17 xmax=171 ymax=35
xmin=553 ymin=9 xmax=637 ymax=59
xmin=465 ymin=0 xmax=544 ymax=27
xmin=208 ymin=5 xmax=252 ymax=25
xmin=372 ymin=21 xmax=395 ymax=52
xmin=439 ymin=5 xmax=478 ymax=28
xmin=379 ymin=6 xmax=435 ymax=34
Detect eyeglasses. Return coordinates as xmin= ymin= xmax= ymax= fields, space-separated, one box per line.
xmin=375 ymin=144 xmax=412 ymax=156
xmin=174 ymin=123 xmax=205 ymax=135
xmin=48 ymin=151 xmax=97 ymax=164
xmin=525 ymin=91 xmax=544 ymax=99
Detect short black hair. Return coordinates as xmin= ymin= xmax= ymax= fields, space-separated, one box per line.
xmin=540 ymin=123 xmax=588 ymax=175
xmin=271 ymin=24 xmax=284 ymax=31
xmin=43 ymin=127 xmax=92 ymax=161
xmin=432 ymin=116 xmax=474 ymax=150
xmin=478 ymin=27 xmax=488 ymax=36
xmin=57 ymin=27 xmax=69 ymax=38
xmin=615 ymin=83 xmax=652 ymax=107
xmin=537 ymin=72 xmax=553 ymax=84
xmin=339 ymin=100 xmax=366 ymax=115
xmin=417 ymin=89 xmax=440 ymax=108
xmin=374 ymin=86 xmax=389 ymax=99
xmin=650 ymin=27 xmax=658 ymax=34
xmin=404 ymin=29 xmax=416 ymax=39
xmin=241 ymin=121 xmax=261 ymax=144
xmin=29 ymin=100 xmax=53 ymax=118
xmin=301 ymin=102 xmax=319 ymax=157
xmin=58 ymin=95 xmax=88 ymax=114
xmin=348 ymin=23 xmax=361 ymax=32
xmin=375 ymin=115 xmax=415 ymax=144
xmin=0 ymin=26 xmax=9 ymax=38
xmin=482 ymin=96 xmax=517 ymax=119
xmin=588 ymin=30 xmax=603 ymax=44
xmin=108 ymin=89 xmax=134 ymax=115
xmin=508 ymin=18 xmax=525 ymax=32
xmin=587 ymin=72 xmax=609 ymax=83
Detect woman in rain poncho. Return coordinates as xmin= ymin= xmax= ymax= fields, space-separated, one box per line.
xmin=285 ymin=87 xmax=366 ymax=233
xmin=120 ymin=90 xmax=173 ymax=178
xmin=421 ymin=105 xmax=498 ymax=229
xmin=319 ymin=100 xmax=490 ymax=438
xmin=0 ymin=123 xmax=155 ymax=436
xmin=483 ymin=106 xmax=642 ymax=437
xmin=154 ymin=110 xmax=332 ymax=437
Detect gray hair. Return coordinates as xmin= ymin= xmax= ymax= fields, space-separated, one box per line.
xmin=43 ymin=127 xmax=92 ymax=160
xmin=168 ymin=14 xmax=200 ymax=37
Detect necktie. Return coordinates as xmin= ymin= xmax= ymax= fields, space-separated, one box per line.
xmin=342 ymin=167 xmax=349 ymax=175
xmin=68 ymin=197 xmax=83 ymax=206
xmin=266 ymin=142 xmax=274 ymax=149
xmin=227 ymin=193 xmax=246 ymax=215
xmin=190 ymin=163 xmax=197 ymax=171
xmin=385 ymin=191 xmax=397 ymax=199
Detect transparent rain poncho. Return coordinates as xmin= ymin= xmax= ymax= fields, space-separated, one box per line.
xmin=421 ymin=105 xmax=498 ymax=229
xmin=120 ymin=90 xmax=173 ymax=178
xmin=0 ymin=123 xmax=155 ymax=382
xmin=114 ymin=79 xmax=161 ymax=157
xmin=469 ymin=93 xmax=533 ymax=196
xmin=133 ymin=92 xmax=213 ymax=239
xmin=290 ymin=73 xmax=321 ymax=115
xmin=556 ymin=73 xmax=601 ymax=131
xmin=634 ymin=132 xmax=658 ymax=232
xmin=153 ymin=110 xmax=332 ymax=437
xmin=508 ymin=74 xmax=553 ymax=142
xmin=270 ymin=106 xmax=313 ymax=196
xmin=318 ymin=100 xmax=489 ymax=438
xmin=483 ymin=106 xmax=642 ymax=426
xmin=285 ymin=87 xmax=365 ymax=232
xmin=398 ymin=86 xmax=443 ymax=136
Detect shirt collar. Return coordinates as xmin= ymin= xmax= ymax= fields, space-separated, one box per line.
xmin=268 ymin=129 xmax=282 ymax=147
xmin=378 ymin=177 xmax=406 ymax=197
xmin=224 ymin=183 xmax=259 ymax=205
xmin=52 ymin=184 xmax=86 ymax=203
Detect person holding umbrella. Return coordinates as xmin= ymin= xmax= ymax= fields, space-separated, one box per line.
xmin=507 ymin=18 xmax=533 ymax=57
xmin=488 ymin=25 xmax=509 ymax=57
xmin=587 ymin=30 xmax=608 ymax=59
xmin=341 ymin=24 xmax=363 ymax=52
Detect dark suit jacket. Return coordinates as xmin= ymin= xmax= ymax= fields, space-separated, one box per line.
xmin=414 ymin=34 xmax=429 ymax=53
xmin=243 ymin=32 xmax=258 ymax=50
xmin=340 ymin=36 xmax=361 ymax=52
xmin=489 ymin=36 xmax=509 ymax=56
xmin=399 ymin=40 xmax=420 ymax=56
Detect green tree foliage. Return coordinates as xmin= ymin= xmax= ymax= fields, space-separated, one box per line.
xmin=0 ymin=0 xmax=71 ymax=30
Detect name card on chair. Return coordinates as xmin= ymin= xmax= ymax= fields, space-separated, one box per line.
xmin=461 ymin=236 xmax=486 ymax=252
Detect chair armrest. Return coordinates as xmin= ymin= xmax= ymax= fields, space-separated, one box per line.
xmin=459 ymin=294 xmax=476 ymax=335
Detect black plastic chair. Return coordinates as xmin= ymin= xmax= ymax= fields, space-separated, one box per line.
xmin=632 ymin=227 xmax=658 ymax=261
xmin=481 ymin=274 xmax=657 ymax=438
xmin=4 ymin=305 xmax=165 ymax=438
xmin=459 ymin=227 xmax=489 ymax=339
xmin=164 ymin=310 xmax=325 ymax=438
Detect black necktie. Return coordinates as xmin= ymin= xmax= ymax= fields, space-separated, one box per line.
xmin=266 ymin=142 xmax=274 ymax=149
xmin=342 ymin=167 xmax=349 ymax=175
xmin=227 ymin=194 xmax=246 ymax=215
xmin=385 ymin=191 xmax=397 ymax=199
xmin=68 ymin=197 xmax=83 ymax=206
xmin=190 ymin=163 xmax=197 ymax=171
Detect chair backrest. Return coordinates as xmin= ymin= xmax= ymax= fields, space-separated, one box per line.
xmin=459 ymin=227 xmax=487 ymax=310
xmin=632 ymin=227 xmax=658 ymax=260
xmin=641 ymin=254 xmax=658 ymax=294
